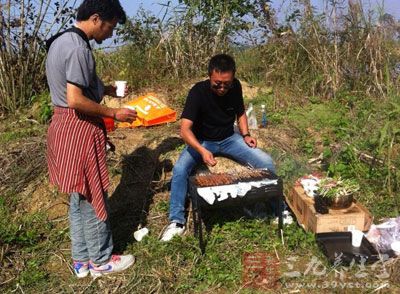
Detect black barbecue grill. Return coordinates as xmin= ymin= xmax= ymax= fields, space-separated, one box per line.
xmin=189 ymin=170 xmax=284 ymax=254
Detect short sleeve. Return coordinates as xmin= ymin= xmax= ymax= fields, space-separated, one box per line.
xmin=181 ymin=86 xmax=201 ymax=122
xmin=235 ymin=80 xmax=245 ymax=117
xmin=66 ymin=47 xmax=93 ymax=88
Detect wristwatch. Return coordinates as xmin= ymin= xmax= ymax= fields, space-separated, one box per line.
xmin=242 ymin=133 xmax=251 ymax=138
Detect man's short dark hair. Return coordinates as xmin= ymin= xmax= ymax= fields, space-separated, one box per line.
xmin=76 ymin=0 xmax=126 ymax=24
xmin=208 ymin=54 xmax=236 ymax=75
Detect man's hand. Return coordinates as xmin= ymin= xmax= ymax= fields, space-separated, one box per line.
xmin=244 ymin=135 xmax=257 ymax=148
xmin=201 ymin=149 xmax=217 ymax=166
xmin=114 ymin=108 xmax=137 ymax=122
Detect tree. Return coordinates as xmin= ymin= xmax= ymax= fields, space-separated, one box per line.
xmin=0 ymin=0 xmax=76 ymax=113
xmin=178 ymin=0 xmax=260 ymax=53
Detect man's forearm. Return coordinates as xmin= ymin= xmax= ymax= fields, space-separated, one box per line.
xmin=68 ymin=91 xmax=115 ymax=118
xmin=237 ymin=113 xmax=250 ymax=136
xmin=181 ymin=128 xmax=205 ymax=155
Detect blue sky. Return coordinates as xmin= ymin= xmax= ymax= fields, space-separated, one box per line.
xmin=99 ymin=0 xmax=398 ymax=48
xmin=120 ymin=0 xmax=176 ymax=17
xmin=119 ymin=0 xmax=400 ymax=18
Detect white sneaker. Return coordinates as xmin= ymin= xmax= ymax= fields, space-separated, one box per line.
xmin=89 ymin=254 xmax=135 ymax=277
xmin=73 ymin=261 xmax=90 ymax=278
xmin=161 ymin=222 xmax=185 ymax=242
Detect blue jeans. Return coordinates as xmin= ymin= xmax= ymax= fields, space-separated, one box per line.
xmin=69 ymin=192 xmax=113 ymax=265
xmin=169 ymin=133 xmax=276 ymax=224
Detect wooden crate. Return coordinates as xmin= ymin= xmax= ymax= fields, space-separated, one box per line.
xmin=286 ymin=184 xmax=373 ymax=233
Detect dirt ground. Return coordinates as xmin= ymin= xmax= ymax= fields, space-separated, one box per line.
xmin=3 ymin=92 xmax=400 ymax=293
xmin=22 ymin=120 xmax=292 ymax=238
xmin=0 ymin=86 xmax=328 ymax=292
xmin=9 ymin=98 xmax=296 ymax=278
xmin=8 ymin=85 xmax=299 ymax=233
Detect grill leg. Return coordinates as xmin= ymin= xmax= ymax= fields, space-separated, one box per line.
xmin=193 ymin=208 xmax=199 ymax=237
xmin=197 ymin=208 xmax=205 ymax=255
xmin=277 ymin=193 xmax=284 ymax=241
xmin=191 ymin=189 xmax=206 ymax=254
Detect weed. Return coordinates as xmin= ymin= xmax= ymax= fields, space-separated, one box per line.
xmin=37 ymin=92 xmax=52 ymax=124
xmin=235 ymin=48 xmax=267 ymax=85
xmin=327 ymin=146 xmax=367 ymax=179
xmin=283 ymin=223 xmax=316 ymax=251
xmin=275 ymin=153 xmax=309 ymax=182
xmin=0 ymin=128 xmax=40 ymax=144
xmin=267 ymin=112 xmax=284 ymax=125
xmin=154 ymin=200 xmax=169 ymax=213
xmin=0 ymin=201 xmax=45 ymax=247
xmin=299 ymin=135 xmax=315 ymax=156
xmin=18 ymin=259 xmax=48 ymax=287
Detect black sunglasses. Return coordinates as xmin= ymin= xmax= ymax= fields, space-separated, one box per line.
xmin=211 ymin=82 xmax=234 ymax=90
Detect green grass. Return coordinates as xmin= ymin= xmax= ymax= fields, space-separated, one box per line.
xmin=1 ymin=89 xmax=399 ymax=292
xmin=0 ymin=128 xmax=40 ymax=144
xmin=153 ymin=199 xmax=169 ymax=213
xmin=0 ymin=196 xmax=55 ymax=289
xmin=123 ymin=219 xmax=312 ymax=293
xmin=0 ymin=198 xmax=43 ymax=247
xmin=272 ymin=149 xmax=310 ymax=183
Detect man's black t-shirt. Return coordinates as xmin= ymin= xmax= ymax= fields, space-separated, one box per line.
xmin=181 ymin=78 xmax=245 ymax=141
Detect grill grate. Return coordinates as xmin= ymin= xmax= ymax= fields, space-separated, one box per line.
xmin=194 ymin=169 xmax=272 ymax=187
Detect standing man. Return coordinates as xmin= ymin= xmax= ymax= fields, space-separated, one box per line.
xmin=46 ymin=0 xmax=136 ymax=278
xmin=161 ymin=54 xmax=276 ymax=241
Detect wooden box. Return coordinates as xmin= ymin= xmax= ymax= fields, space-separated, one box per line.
xmin=286 ymin=184 xmax=373 ymax=233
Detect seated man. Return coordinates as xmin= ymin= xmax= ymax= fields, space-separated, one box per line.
xmin=161 ymin=54 xmax=276 ymax=241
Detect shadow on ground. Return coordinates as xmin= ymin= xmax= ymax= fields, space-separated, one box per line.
xmin=108 ymin=136 xmax=183 ymax=252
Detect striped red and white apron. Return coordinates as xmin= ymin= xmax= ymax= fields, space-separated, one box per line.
xmin=47 ymin=107 xmax=109 ymax=221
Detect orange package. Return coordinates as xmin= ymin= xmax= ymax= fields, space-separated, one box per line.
xmin=117 ymin=93 xmax=177 ymax=128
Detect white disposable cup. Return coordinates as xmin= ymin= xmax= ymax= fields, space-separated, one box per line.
xmin=351 ymin=229 xmax=364 ymax=247
xmin=391 ymin=241 xmax=400 ymax=255
xmin=115 ymin=81 xmax=127 ymax=97
xmin=133 ymin=227 xmax=149 ymax=242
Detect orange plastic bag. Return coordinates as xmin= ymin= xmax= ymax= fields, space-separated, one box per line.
xmin=117 ymin=93 xmax=177 ymax=128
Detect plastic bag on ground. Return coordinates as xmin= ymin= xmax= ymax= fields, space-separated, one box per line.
xmin=118 ymin=93 xmax=176 ymax=128
xmin=246 ymin=103 xmax=258 ymax=130
xmin=365 ymin=217 xmax=400 ymax=254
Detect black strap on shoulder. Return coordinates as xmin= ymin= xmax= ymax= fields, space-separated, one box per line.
xmin=46 ymin=26 xmax=91 ymax=52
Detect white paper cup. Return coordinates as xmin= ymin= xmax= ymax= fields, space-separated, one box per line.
xmin=115 ymin=81 xmax=127 ymax=97
xmin=351 ymin=229 xmax=364 ymax=247
xmin=133 ymin=227 xmax=149 ymax=242
xmin=391 ymin=241 xmax=400 ymax=255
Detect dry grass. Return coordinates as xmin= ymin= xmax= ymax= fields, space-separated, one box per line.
xmin=0 ymin=0 xmax=76 ymax=113
xmin=1 ymin=109 xmax=400 ymax=292
xmin=0 ymin=136 xmax=46 ymax=195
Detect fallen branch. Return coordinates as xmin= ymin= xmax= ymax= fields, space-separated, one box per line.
xmin=345 ymin=143 xmax=397 ymax=171
xmin=310 ymin=143 xmax=397 ymax=171
xmin=308 ymin=153 xmax=323 ymax=164
xmin=0 ymin=276 xmax=15 ymax=286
